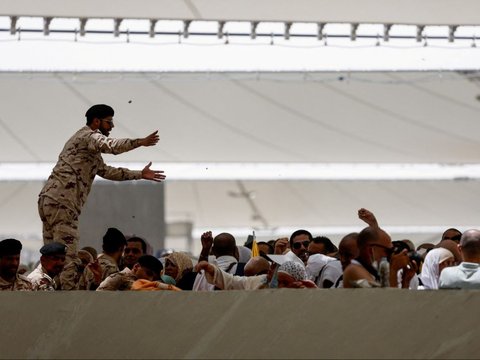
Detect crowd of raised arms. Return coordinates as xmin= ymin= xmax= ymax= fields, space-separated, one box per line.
xmin=1 ymin=208 xmax=479 ymax=292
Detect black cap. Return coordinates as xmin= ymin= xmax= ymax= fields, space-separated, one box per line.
xmin=104 ymin=227 xmax=126 ymax=244
xmin=40 ymin=242 xmax=67 ymax=256
xmin=85 ymin=104 xmax=114 ymax=120
xmin=0 ymin=238 xmax=22 ymax=257
xmin=137 ymin=255 xmax=163 ymax=277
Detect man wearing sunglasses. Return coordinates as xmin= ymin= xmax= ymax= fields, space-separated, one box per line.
xmin=287 ymin=229 xmax=313 ymax=265
xmin=38 ymin=104 xmax=166 ymax=290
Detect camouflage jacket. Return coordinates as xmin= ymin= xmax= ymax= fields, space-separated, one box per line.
xmin=97 ymin=267 xmax=136 ymax=291
xmin=98 ymin=253 xmax=120 ymax=282
xmin=0 ymin=273 xmax=33 ymax=291
xmin=78 ymin=265 xmax=101 ymax=291
xmin=27 ymin=264 xmax=57 ymax=291
xmin=39 ymin=126 xmax=142 ymax=214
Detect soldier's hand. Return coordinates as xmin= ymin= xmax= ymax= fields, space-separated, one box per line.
xmin=142 ymin=162 xmax=166 ymax=182
xmin=139 ymin=130 xmax=160 ymax=147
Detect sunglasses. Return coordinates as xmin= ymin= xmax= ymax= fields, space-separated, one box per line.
xmin=370 ymin=243 xmax=395 ymax=257
xmin=292 ymin=240 xmax=310 ymax=250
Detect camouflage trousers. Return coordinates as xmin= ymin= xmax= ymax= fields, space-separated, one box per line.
xmin=38 ymin=196 xmax=80 ymax=290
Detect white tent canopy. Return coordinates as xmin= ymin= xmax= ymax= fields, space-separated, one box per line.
xmin=1 ymin=71 xmax=480 ymax=164
xmin=2 ymin=1 xmax=480 ymax=255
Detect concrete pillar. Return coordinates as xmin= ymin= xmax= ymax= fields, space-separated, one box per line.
xmin=79 ymin=181 xmax=165 ymax=254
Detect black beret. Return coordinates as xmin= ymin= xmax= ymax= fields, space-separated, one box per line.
xmin=0 ymin=238 xmax=22 ymax=257
xmin=40 ymin=242 xmax=67 ymax=256
xmin=137 ymin=255 xmax=163 ymax=277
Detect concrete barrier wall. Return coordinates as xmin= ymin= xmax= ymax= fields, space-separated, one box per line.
xmin=1 ymin=289 xmax=479 ymax=359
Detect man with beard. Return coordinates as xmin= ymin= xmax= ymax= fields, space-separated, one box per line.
xmin=286 ymin=229 xmax=313 ymax=265
xmin=28 ymin=242 xmax=67 ymax=291
xmin=38 ymin=104 xmax=166 ymax=289
xmin=0 ymin=239 xmax=32 ymax=291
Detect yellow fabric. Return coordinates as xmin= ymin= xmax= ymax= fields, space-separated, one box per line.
xmin=251 ymin=240 xmax=260 ymax=257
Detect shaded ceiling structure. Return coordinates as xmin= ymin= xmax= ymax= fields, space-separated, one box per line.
xmin=2 ymin=1 xmax=480 ymax=256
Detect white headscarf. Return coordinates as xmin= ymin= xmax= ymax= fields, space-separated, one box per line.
xmin=278 ymin=261 xmax=307 ymax=281
xmin=420 ymin=248 xmax=454 ymax=289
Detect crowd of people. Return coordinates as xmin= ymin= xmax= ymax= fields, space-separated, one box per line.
xmin=2 ymin=104 xmax=478 ymax=292
xmin=1 ymin=208 xmax=479 ymax=291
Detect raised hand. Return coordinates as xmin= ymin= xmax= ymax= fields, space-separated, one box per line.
xmin=138 ymin=130 xmax=160 ymax=147
xmin=274 ymin=238 xmax=289 ymax=255
xmin=201 ymin=231 xmax=214 ymax=251
xmin=141 ymin=162 xmax=166 ymax=182
xmin=358 ymin=208 xmax=378 ymax=228
xmin=389 ymin=249 xmax=410 ymax=273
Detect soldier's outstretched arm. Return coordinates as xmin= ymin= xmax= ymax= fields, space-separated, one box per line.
xmin=141 ymin=162 xmax=166 ymax=182
xmin=137 ymin=130 xmax=160 ymax=147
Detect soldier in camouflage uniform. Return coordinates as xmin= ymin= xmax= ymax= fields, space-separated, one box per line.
xmin=97 ymin=227 xmax=127 ymax=282
xmin=97 ymin=255 xmax=163 ymax=291
xmin=38 ymin=104 xmax=166 ymax=290
xmin=28 ymin=242 xmax=67 ymax=291
xmin=64 ymin=249 xmax=102 ymax=290
xmin=0 ymin=239 xmax=33 ymax=291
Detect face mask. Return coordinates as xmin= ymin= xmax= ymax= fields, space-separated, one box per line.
xmin=160 ymin=274 xmax=176 ymax=285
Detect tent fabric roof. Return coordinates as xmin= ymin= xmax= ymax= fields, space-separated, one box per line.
xmin=1 ymin=71 xmax=480 ymax=164
xmin=2 ymin=0 xmax=480 ymax=26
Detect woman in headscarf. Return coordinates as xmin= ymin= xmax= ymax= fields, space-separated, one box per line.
xmin=420 ymin=247 xmax=455 ymax=289
xmin=276 ymin=261 xmax=317 ymax=289
xmin=164 ymin=252 xmax=196 ymax=290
